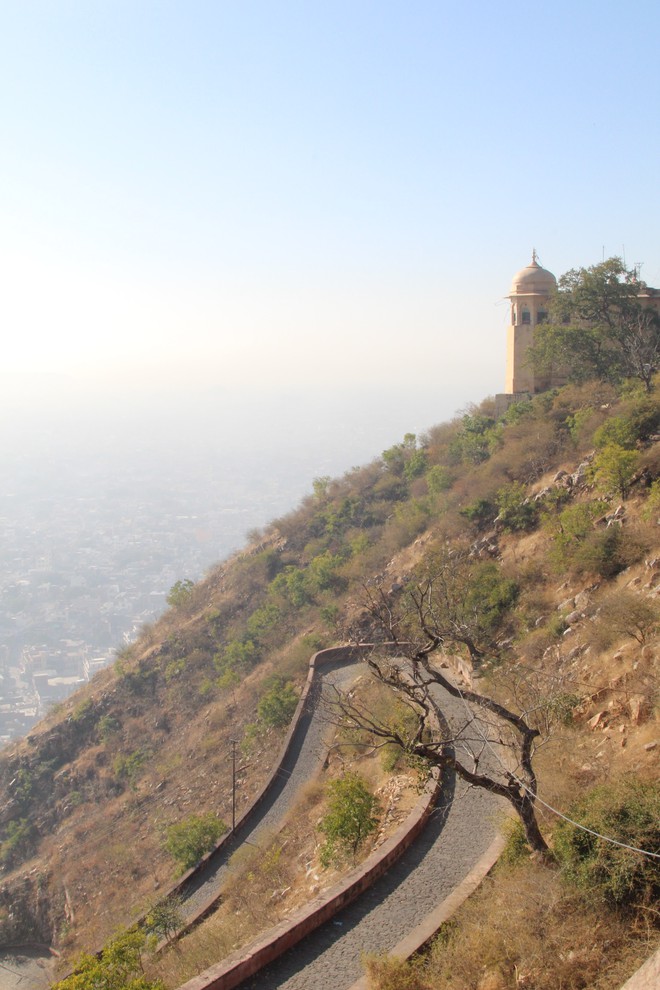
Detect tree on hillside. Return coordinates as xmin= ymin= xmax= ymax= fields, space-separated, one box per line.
xmin=334 ymin=552 xmax=551 ymax=854
xmin=375 ymin=547 xmax=518 ymax=664
xmin=590 ymin=443 xmax=640 ymax=500
xmin=530 ymin=257 xmax=660 ymax=392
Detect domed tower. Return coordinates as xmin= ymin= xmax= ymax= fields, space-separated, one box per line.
xmin=505 ymin=251 xmax=557 ymax=395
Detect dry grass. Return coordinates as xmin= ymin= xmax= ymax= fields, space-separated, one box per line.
xmin=366 ymin=862 xmax=659 ymax=990
xmin=147 ymin=736 xmax=418 ymax=988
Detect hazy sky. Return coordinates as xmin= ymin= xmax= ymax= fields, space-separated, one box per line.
xmin=1 ymin=1 xmax=659 ymax=416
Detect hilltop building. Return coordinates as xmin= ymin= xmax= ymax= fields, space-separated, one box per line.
xmin=495 ymin=252 xmax=563 ymax=415
xmin=504 ymin=251 xmax=561 ymax=396
xmin=496 ymin=252 xmax=660 ymax=415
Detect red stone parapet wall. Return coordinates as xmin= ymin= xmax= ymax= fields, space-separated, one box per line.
xmin=176 ymin=755 xmax=441 ymax=990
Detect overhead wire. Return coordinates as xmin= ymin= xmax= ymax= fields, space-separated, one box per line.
xmin=444 ymin=675 xmax=660 ymax=861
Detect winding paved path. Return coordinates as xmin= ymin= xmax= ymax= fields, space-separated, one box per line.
xmin=236 ymin=683 xmax=501 ymax=989
xmin=177 ymin=659 xmax=363 ymax=921
xmin=10 ymin=656 xmax=501 ymax=990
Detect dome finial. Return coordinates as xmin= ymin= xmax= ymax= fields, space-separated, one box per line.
xmin=532 ymin=247 xmax=538 ymax=264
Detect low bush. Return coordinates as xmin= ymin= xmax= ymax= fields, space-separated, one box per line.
xmin=319 ymin=772 xmax=379 ymax=867
xmin=592 ymin=590 xmax=658 ymax=648
xmin=554 ymin=778 xmax=660 ymax=910
xmin=590 ymin=443 xmax=641 ymax=499
xmin=163 ymin=813 xmax=227 ymax=873
xmin=496 ymin=482 xmax=538 ymax=533
xmin=257 ymin=678 xmax=298 ymax=728
xmin=51 ymin=927 xmax=163 ymax=989
xmin=113 ymin=749 xmax=149 ymax=790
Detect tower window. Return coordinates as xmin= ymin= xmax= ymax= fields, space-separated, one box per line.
xmin=522 ymin=310 xmax=531 ymax=325
xmin=537 ymin=311 xmax=548 ymax=324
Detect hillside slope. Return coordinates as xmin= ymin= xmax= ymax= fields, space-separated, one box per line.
xmin=0 ymin=381 xmax=659 ymax=987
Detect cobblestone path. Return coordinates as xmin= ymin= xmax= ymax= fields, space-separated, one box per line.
xmin=237 ymin=685 xmax=502 ymax=989
xmin=178 ymin=659 xmax=363 ymax=919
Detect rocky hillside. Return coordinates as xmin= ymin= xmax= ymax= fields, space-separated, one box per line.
xmin=0 ymin=380 xmax=658 ymax=984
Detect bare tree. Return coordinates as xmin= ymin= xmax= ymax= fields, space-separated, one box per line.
xmin=335 ymin=561 xmax=553 ymax=855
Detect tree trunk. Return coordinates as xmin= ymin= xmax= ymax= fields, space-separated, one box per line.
xmin=513 ymin=790 xmax=549 ymax=855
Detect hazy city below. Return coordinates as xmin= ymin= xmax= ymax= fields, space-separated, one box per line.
xmin=0 ymin=379 xmax=462 ymax=748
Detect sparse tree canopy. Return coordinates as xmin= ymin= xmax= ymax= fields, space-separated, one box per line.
xmin=378 ymin=546 xmax=518 ymax=663
xmin=530 ymin=257 xmax=660 ymax=391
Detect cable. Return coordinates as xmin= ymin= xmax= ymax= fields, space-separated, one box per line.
xmin=445 ymin=676 xmax=660 ymax=861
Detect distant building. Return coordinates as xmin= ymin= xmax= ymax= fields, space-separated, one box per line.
xmin=504 ymin=251 xmax=562 ymax=397
xmin=496 ymin=252 xmax=660 ymax=414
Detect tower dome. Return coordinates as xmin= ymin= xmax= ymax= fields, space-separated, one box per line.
xmin=509 ymin=251 xmax=557 ymax=296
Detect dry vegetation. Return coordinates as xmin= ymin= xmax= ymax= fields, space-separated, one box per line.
xmin=147 ymin=689 xmax=419 ymax=988
xmin=1 ymin=379 xmax=659 ymax=989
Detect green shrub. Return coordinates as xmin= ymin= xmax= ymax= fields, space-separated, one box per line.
xmin=71 ymin=698 xmax=92 ymax=722
xmin=593 ymin=415 xmax=638 ymax=450
xmin=496 ymin=482 xmax=537 ymax=532
xmin=572 ymin=526 xmax=644 ymax=578
xmin=426 ymin=465 xmax=453 ymax=496
xmin=144 ymin=896 xmax=184 ymax=943
xmin=98 ymin=714 xmax=120 ymax=743
xmin=642 ymin=478 xmax=660 ymax=521
xmin=384 ymin=499 xmax=430 ymax=550
xmin=546 ymin=500 xmax=608 ymax=572
xmin=113 ymin=749 xmax=149 ymax=790
xmin=554 ymin=779 xmax=660 ymax=909
xmin=499 ymin=817 xmax=530 ymax=866
xmin=214 ymin=637 xmax=260 ymax=675
xmin=269 ymin=566 xmax=312 ymax=608
xmin=166 ymin=578 xmax=195 ymax=608
xmin=0 ymin=818 xmax=38 ymax=868
xmin=449 ymin=414 xmax=497 ymax=465
xmin=240 ymin=721 xmax=261 ymax=755
xmin=590 ymin=443 xmax=640 ymax=499
xmin=257 ymin=678 xmax=299 ymax=728
xmin=164 ymin=657 xmax=186 ymax=682
xmin=51 ymin=926 xmax=163 ymax=989
xmin=163 ymin=813 xmax=227 ymax=872
xmin=246 ymin=602 xmax=281 ymax=640
xmin=460 ymin=496 xmax=497 ymax=532
xmin=319 ymin=772 xmax=379 ymax=866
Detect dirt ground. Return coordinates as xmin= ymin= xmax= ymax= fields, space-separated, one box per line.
xmin=0 ymin=949 xmax=54 ymax=990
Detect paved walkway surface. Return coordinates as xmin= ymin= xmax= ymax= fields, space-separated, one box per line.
xmin=237 ymin=685 xmax=502 ymax=990
xmin=0 ymin=660 xmax=500 ymax=990
xmin=178 ymin=660 xmax=362 ymax=920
